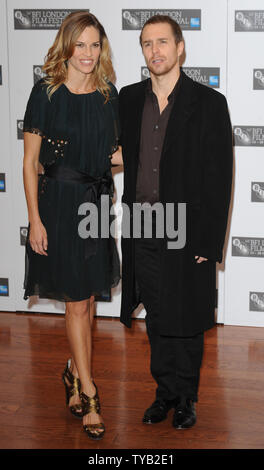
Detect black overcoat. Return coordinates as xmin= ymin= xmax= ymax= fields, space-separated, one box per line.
xmin=118 ymin=71 xmax=233 ymax=337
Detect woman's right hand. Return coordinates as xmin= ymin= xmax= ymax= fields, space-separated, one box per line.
xmin=29 ymin=220 xmax=48 ymax=256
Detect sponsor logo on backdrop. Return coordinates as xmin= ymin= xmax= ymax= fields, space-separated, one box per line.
xmin=0 ymin=278 xmax=9 ymax=296
xmin=20 ymin=227 xmax=28 ymax=246
xmin=0 ymin=173 xmax=6 ymax=192
xmin=182 ymin=67 xmax=220 ymax=88
xmin=17 ymin=120 xmax=24 ymax=140
xmin=253 ymin=69 xmax=264 ymax=89
xmin=233 ymin=126 xmax=264 ymax=146
xmin=33 ymin=65 xmax=46 ymax=84
xmin=141 ymin=66 xmax=220 ymax=88
xmin=250 ymin=292 xmax=264 ymax=311
xmin=0 ymin=65 xmax=2 ymax=85
xmin=232 ymin=237 xmax=264 ymax=257
xmin=235 ymin=11 xmax=264 ymax=32
xmin=251 ymin=182 xmax=264 ymax=202
xmin=122 ymin=9 xmax=201 ymax=30
xmin=14 ymin=9 xmax=89 ymax=30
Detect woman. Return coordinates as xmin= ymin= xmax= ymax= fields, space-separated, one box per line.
xmin=23 ymin=11 xmax=122 ymax=439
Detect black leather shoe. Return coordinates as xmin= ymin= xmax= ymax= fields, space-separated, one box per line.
xmin=172 ymin=398 xmax=196 ymax=429
xmin=143 ymin=399 xmax=173 ymax=424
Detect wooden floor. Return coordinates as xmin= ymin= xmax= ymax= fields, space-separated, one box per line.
xmin=0 ymin=311 xmax=264 ymax=450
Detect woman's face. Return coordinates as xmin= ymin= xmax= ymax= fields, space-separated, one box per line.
xmin=67 ymin=26 xmax=101 ymax=77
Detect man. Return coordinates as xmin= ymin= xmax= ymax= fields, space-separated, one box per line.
xmin=118 ymin=15 xmax=233 ymax=429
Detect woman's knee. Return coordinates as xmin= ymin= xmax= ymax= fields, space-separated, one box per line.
xmin=65 ymin=299 xmax=90 ymax=319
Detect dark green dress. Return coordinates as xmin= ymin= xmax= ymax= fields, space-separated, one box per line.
xmin=23 ymin=79 xmax=120 ymax=302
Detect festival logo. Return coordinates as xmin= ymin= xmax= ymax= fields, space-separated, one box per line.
xmin=20 ymin=227 xmax=28 ymax=246
xmin=141 ymin=66 xmax=220 ymax=88
xmin=249 ymin=292 xmax=264 ymax=311
xmin=235 ymin=11 xmax=264 ymax=32
xmin=232 ymin=237 xmax=264 ymax=257
xmin=33 ymin=65 xmax=46 ymax=84
xmin=141 ymin=67 xmax=150 ymax=81
xmin=182 ymin=67 xmax=220 ymax=88
xmin=122 ymin=9 xmax=201 ymax=30
xmin=251 ymin=183 xmax=264 ymax=202
xmin=14 ymin=9 xmax=89 ymax=30
xmin=233 ymin=126 xmax=264 ymax=146
xmin=253 ymin=69 xmax=264 ymax=89
xmin=17 ymin=120 xmax=24 ymax=140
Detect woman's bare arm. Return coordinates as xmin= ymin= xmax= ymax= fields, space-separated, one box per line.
xmin=23 ymin=132 xmax=48 ymax=255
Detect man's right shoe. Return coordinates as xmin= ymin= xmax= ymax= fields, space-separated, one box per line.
xmin=142 ymin=399 xmax=174 ymax=424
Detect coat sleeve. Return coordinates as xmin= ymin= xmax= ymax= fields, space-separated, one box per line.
xmin=197 ymin=93 xmax=233 ymax=263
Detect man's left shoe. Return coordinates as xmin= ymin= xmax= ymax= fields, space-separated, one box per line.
xmin=172 ymin=398 xmax=196 ymax=429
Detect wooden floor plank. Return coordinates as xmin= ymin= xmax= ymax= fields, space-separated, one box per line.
xmin=0 ymin=311 xmax=264 ymax=449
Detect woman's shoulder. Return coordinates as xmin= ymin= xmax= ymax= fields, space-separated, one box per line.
xmin=28 ymin=78 xmax=50 ymax=103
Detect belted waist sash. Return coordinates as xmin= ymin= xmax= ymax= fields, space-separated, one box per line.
xmin=44 ymin=164 xmax=114 ymax=259
xmin=44 ymin=164 xmax=114 ymax=202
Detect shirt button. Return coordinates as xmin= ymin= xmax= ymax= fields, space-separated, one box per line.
xmin=154 ymin=146 xmax=158 ymax=151
xmin=153 ymin=168 xmax=157 ymax=172
xmin=153 ymin=189 xmax=157 ymax=194
xmin=154 ymin=124 xmax=159 ymax=130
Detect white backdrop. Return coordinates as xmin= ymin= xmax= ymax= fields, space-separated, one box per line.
xmin=224 ymin=0 xmax=264 ymax=326
xmin=0 ymin=0 xmax=16 ymax=311
xmin=0 ymin=0 xmax=263 ymax=327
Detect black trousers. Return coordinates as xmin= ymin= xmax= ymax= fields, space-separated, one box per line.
xmin=134 ymin=236 xmax=204 ymax=403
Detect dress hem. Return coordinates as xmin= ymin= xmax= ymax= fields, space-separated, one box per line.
xmin=23 ymin=276 xmax=120 ymax=303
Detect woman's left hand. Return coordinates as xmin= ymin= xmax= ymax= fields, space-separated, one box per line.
xmin=195 ymin=256 xmax=208 ymax=263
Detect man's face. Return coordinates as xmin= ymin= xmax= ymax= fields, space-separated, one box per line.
xmin=141 ymin=23 xmax=183 ymax=77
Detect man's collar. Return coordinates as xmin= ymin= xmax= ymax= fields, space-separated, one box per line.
xmin=146 ymin=71 xmax=183 ymax=101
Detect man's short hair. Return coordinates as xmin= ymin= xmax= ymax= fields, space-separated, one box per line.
xmin=140 ymin=15 xmax=183 ymax=46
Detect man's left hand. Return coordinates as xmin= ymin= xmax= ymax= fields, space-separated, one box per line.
xmin=195 ymin=256 xmax=208 ymax=263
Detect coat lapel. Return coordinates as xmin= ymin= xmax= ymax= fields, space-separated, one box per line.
xmin=161 ymin=71 xmax=199 ymax=160
xmin=130 ymin=80 xmax=147 ymax=154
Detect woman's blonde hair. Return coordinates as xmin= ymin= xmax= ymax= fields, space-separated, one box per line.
xmin=42 ymin=11 xmax=115 ymax=101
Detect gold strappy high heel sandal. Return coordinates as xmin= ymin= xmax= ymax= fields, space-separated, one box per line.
xmin=62 ymin=359 xmax=84 ymax=418
xmin=80 ymin=383 xmax=105 ymax=440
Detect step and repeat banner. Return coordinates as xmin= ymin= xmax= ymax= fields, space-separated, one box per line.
xmin=224 ymin=0 xmax=264 ymax=327
xmin=0 ymin=0 xmax=263 ymax=326
xmin=0 ymin=0 xmax=17 ymax=312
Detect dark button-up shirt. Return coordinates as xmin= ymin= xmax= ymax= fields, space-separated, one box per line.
xmin=136 ymin=73 xmax=182 ymax=204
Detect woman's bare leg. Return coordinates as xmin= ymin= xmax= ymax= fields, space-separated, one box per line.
xmin=65 ymin=296 xmax=102 ymax=427
xmin=68 ymin=296 xmax=96 ymax=377
xmin=89 ymin=295 xmax=96 ymax=327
